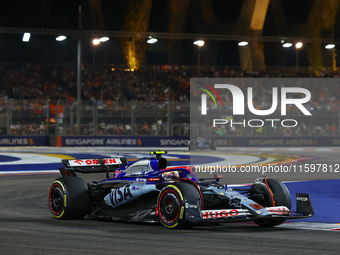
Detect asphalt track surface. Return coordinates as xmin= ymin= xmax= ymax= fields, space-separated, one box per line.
xmin=0 ymin=148 xmax=340 ymax=254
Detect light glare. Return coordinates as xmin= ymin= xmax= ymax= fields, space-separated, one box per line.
xmin=56 ymin=35 xmax=66 ymax=41
xmin=325 ymin=44 xmax=335 ymax=49
xmin=147 ymin=38 xmax=158 ymax=44
xmin=282 ymin=42 xmax=293 ymax=48
xmin=99 ymin=37 xmax=109 ymax=42
xmin=22 ymin=33 xmax=31 ymax=42
xmin=295 ymin=42 xmax=303 ymax=49
xmin=238 ymin=41 xmax=248 ymax=46
xmin=193 ymin=40 xmax=204 ymax=47
xmin=93 ymin=39 xmax=100 ymax=45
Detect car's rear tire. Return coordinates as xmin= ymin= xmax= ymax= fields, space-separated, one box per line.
xmin=157 ymin=182 xmax=201 ymax=229
xmin=250 ymin=179 xmax=291 ymax=227
xmin=49 ymin=177 xmax=90 ymax=220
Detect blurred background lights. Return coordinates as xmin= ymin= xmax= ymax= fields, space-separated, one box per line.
xmin=147 ymin=38 xmax=158 ymax=44
xmin=325 ymin=44 xmax=335 ymax=49
xmin=56 ymin=35 xmax=66 ymax=41
xmin=238 ymin=41 xmax=248 ymax=46
xmin=22 ymin=32 xmax=30 ymax=42
xmin=92 ymin=39 xmax=100 ymax=45
xmin=295 ymin=42 xmax=303 ymax=49
xmin=193 ymin=40 xmax=204 ymax=46
xmin=99 ymin=37 xmax=109 ymax=42
xmin=282 ymin=42 xmax=293 ymax=48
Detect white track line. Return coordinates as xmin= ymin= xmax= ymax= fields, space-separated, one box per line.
xmin=278 ymin=222 xmax=340 ymax=231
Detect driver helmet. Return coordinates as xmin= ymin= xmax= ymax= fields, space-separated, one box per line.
xmin=162 ymin=171 xmax=179 ymax=180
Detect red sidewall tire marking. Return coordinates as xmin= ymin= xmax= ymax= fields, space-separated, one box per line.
xmin=158 ymin=190 xmax=181 ymax=224
xmin=49 ymin=183 xmax=64 ymax=215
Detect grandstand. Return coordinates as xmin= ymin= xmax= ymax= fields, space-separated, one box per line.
xmin=0 ymin=64 xmax=339 ymax=140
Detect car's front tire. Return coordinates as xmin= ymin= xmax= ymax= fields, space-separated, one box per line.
xmin=157 ymin=182 xmax=201 ymax=229
xmin=49 ymin=177 xmax=90 ymax=220
xmin=249 ymin=179 xmax=291 ymax=227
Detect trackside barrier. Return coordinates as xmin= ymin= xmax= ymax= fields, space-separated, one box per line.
xmin=0 ymin=136 xmax=49 ymax=146
xmin=212 ymin=137 xmax=340 ymax=147
xmin=57 ymin=136 xmax=190 ymax=147
xmin=1 ymin=136 xmax=340 ymax=147
xmin=57 ymin=136 xmax=340 ymax=147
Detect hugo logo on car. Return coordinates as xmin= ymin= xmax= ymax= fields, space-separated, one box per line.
xmin=201 ymin=209 xmax=247 ymax=219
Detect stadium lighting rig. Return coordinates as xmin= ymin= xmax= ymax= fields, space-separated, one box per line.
xmin=193 ymin=40 xmax=205 ymax=73
xmin=294 ymin=42 xmax=303 ymax=70
xmin=1 ymin=27 xmax=338 ymax=44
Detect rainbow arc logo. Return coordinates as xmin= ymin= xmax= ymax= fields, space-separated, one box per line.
xmin=197 ymin=82 xmax=222 ymax=115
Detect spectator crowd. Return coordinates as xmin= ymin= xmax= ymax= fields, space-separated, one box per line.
xmin=1 ymin=64 xmax=340 ymax=137
xmin=1 ymin=64 xmax=340 ymax=104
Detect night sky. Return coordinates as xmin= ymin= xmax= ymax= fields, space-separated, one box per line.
xmin=0 ymin=0 xmax=315 ymax=30
xmin=0 ymin=0 xmax=335 ymax=66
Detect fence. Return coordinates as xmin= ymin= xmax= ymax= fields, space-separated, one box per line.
xmin=0 ymin=99 xmax=190 ymax=137
xmin=0 ymin=99 xmax=339 ymax=137
xmin=0 ymin=99 xmax=50 ymax=136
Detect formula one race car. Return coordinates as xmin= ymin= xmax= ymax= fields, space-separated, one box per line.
xmin=189 ymin=137 xmax=217 ymax=150
xmin=49 ymin=151 xmax=314 ymax=229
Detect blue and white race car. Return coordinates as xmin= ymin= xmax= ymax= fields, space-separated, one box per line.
xmin=189 ymin=137 xmax=217 ymax=150
xmin=49 ymin=151 xmax=314 ymax=229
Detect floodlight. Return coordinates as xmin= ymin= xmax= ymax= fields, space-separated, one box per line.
xmin=22 ymin=33 xmax=31 ymax=42
xmin=193 ymin=40 xmax=205 ymax=46
xmin=147 ymin=38 xmax=158 ymax=44
xmin=282 ymin=43 xmax=293 ymax=48
xmin=56 ymin=35 xmax=66 ymax=41
xmin=99 ymin=37 xmax=109 ymax=42
xmin=238 ymin=41 xmax=248 ymax=46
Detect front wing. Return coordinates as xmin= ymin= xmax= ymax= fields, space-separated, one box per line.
xmin=200 ymin=206 xmax=310 ymax=222
xmin=186 ymin=193 xmax=314 ymax=224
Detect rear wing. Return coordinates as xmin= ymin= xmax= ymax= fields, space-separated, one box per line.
xmin=59 ymin=157 xmax=128 ymax=178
